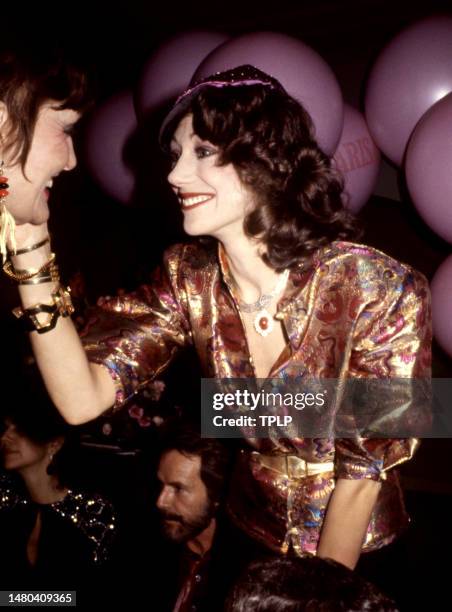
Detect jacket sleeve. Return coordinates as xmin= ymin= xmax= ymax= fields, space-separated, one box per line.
xmin=334 ymin=262 xmax=432 ymax=482
xmin=81 ymin=244 xmax=193 ymax=410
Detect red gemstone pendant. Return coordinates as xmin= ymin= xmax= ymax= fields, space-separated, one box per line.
xmin=254 ymin=309 xmax=274 ymax=337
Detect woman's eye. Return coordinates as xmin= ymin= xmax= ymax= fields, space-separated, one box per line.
xmin=195 ymin=146 xmax=216 ymax=159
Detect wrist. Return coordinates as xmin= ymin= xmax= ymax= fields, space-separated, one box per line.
xmin=11 ymin=232 xmax=52 ymax=268
xmin=9 ymin=222 xmax=49 ymax=253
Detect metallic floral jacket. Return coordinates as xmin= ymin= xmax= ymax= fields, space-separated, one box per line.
xmin=82 ymin=240 xmax=431 ymax=554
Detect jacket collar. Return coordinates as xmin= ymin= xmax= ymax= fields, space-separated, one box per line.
xmin=216 ymin=243 xmax=315 ymax=351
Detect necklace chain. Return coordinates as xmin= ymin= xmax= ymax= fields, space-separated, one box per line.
xmin=237 ymin=269 xmax=290 ymax=313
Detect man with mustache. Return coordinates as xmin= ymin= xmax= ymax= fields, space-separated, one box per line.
xmin=155 ymin=425 xmax=231 ymax=612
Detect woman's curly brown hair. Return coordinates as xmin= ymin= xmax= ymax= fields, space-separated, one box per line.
xmin=173 ymin=85 xmax=359 ymax=271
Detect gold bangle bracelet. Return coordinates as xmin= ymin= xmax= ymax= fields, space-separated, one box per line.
xmin=8 ymin=236 xmax=50 ymax=256
xmin=19 ymin=275 xmax=53 ymax=285
xmin=12 ymin=285 xmax=74 ymax=334
xmin=3 ymin=253 xmax=56 ymax=282
xmin=17 ymin=262 xmax=61 ymax=286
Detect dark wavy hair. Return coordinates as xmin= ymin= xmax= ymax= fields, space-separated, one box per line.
xmin=225 ymin=556 xmax=399 ymax=612
xmin=165 ymin=85 xmax=359 ymax=271
xmin=158 ymin=422 xmax=231 ymax=506
xmin=0 ymin=43 xmax=91 ymax=172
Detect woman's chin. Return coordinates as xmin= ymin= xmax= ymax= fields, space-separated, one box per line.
xmin=10 ymin=205 xmax=49 ymax=227
xmin=29 ymin=203 xmax=50 ymax=226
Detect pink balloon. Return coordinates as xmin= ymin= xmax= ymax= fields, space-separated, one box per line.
xmin=333 ymin=105 xmax=380 ymax=213
xmin=84 ymin=91 xmax=136 ymax=204
xmin=431 ymin=254 xmax=452 ymax=357
xmin=135 ymin=31 xmax=229 ymax=117
xmin=193 ymin=32 xmax=343 ymax=156
xmin=365 ymin=16 xmax=452 ymax=166
xmin=405 ymin=92 xmax=452 ymax=243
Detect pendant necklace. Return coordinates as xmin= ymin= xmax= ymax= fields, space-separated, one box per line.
xmin=237 ymin=269 xmax=290 ymax=337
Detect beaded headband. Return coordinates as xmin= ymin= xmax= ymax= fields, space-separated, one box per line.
xmin=159 ymin=64 xmax=287 ymax=143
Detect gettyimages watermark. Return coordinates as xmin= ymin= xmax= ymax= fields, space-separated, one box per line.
xmin=199 ymin=377 xmax=450 ymax=439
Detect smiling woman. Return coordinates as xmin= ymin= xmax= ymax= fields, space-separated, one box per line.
xmin=2 ymin=104 xmax=80 ymax=225
xmin=2 ymin=58 xmax=431 ymax=610
xmin=0 ymin=44 xmax=90 ymax=253
xmin=168 ymin=114 xmax=252 ymax=240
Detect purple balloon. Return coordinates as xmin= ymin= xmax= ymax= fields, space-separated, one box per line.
xmin=135 ymin=31 xmax=228 ymax=117
xmin=84 ymin=91 xmax=136 ymax=204
xmin=405 ymin=92 xmax=452 ymax=243
xmin=333 ymin=105 xmax=380 ymax=213
xmin=365 ymin=16 xmax=452 ymax=166
xmin=193 ymin=32 xmax=343 ymax=155
xmin=431 ymin=254 xmax=452 ymax=357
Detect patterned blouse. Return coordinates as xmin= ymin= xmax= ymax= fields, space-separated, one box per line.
xmin=81 ymin=239 xmax=431 ymax=555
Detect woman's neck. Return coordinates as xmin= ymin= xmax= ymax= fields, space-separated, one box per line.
xmin=220 ymin=234 xmax=285 ymax=303
xmin=18 ymin=465 xmax=68 ymax=505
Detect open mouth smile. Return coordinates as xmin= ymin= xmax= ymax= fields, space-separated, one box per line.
xmin=179 ymin=193 xmax=214 ymax=210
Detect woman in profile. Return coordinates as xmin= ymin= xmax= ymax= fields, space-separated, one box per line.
xmin=0 ymin=376 xmax=116 ymax=590
xmin=1 ymin=45 xmax=430 ymax=598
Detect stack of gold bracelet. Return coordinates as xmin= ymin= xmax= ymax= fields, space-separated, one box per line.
xmin=2 ymin=236 xmax=74 ymax=334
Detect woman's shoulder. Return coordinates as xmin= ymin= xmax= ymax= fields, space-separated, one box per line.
xmin=163 ymin=239 xmax=217 ymax=268
xmin=0 ymin=472 xmax=28 ymax=512
xmin=313 ymin=240 xmax=427 ymax=284
xmin=51 ymin=489 xmax=116 ymax=563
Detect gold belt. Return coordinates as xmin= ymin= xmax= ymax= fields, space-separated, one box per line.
xmin=252 ymin=451 xmax=335 ymax=479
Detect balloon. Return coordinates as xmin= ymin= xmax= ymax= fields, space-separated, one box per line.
xmin=333 ymin=105 xmax=380 ymax=213
xmin=193 ymin=32 xmax=343 ymax=155
xmin=135 ymin=31 xmax=228 ymax=117
xmin=405 ymin=92 xmax=452 ymax=243
xmin=365 ymin=16 xmax=452 ymax=166
xmin=84 ymin=91 xmax=137 ymax=204
xmin=431 ymin=254 xmax=452 ymax=357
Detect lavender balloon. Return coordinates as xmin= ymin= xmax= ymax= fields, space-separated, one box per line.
xmin=84 ymin=91 xmax=136 ymax=205
xmin=333 ymin=105 xmax=380 ymax=213
xmin=135 ymin=31 xmax=228 ymax=117
xmin=365 ymin=16 xmax=452 ymax=166
xmin=405 ymin=92 xmax=452 ymax=243
xmin=193 ymin=32 xmax=343 ymax=156
xmin=431 ymin=254 xmax=452 ymax=357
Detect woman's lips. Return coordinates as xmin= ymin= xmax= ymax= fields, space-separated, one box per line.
xmin=179 ymin=193 xmax=214 ymax=210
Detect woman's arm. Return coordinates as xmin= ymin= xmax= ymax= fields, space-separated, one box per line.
xmin=10 ymin=225 xmax=192 ymax=425
xmin=12 ymin=226 xmax=116 ymax=424
xmin=316 ymin=478 xmax=381 ymax=569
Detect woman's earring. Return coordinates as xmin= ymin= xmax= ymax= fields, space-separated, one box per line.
xmin=46 ymin=452 xmax=56 ymax=475
xmin=0 ymin=160 xmax=16 ymax=263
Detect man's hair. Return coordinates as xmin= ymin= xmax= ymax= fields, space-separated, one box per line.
xmin=159 ymin=423 xmax=231 ymax=505
xmin=0 ymin=42 xmax=91 ymax=171
xmin=163 ymin=84 xmax=359 ymax=271
xmin=225 ymin=556 xmax=399 ymax=612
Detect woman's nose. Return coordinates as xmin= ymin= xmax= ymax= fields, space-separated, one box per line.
xmin=0 ymin=424 xmax=15 ymax=444
xmin=167 ymin=154 xmax=193 ymax=188
xmin=64 ymin=137 xmax=77 ymax=171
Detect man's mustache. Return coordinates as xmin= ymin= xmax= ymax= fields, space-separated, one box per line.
xmin=159 ymin=511 xmax=185 ymax=523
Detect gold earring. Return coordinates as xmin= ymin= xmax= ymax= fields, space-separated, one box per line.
xmin=0 ymin=160 xmax=16 ymax=263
